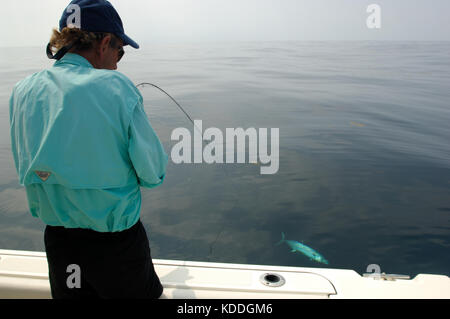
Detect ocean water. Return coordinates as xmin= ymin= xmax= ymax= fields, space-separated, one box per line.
xmin=0 ymin=41 xmax=449 ymax=277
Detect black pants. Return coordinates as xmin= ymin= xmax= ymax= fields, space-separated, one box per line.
xmin=44 ymin=220 xmax=163 ymax=299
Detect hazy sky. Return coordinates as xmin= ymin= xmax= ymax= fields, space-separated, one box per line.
xmin=1 ymin=0 xmax=449 ymax=47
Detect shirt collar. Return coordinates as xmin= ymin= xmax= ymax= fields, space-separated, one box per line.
xmin=54 ymin=53 xmax=94 ymax=69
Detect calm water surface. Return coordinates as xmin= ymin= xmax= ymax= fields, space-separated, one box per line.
xmin=0 ymin=41 xmax=449 ymax=276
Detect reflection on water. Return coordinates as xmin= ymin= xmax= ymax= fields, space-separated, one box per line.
xmin=1 ymin=42 xmax=449 ymax=276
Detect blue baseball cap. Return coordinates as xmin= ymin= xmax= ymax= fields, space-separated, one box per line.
xmin=59 ymin=0 xmax=139 ymax=49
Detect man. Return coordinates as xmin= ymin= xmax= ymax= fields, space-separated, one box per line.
xmin=9 ymin=0 xmax=168 ymax=299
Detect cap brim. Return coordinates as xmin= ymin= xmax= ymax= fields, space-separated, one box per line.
xmin=120 ymin=33 xmax=139 ymax=49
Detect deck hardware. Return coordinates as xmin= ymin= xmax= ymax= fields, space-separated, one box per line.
xmin=260 ymin=273 xmax=286 ymax=287
xmin=363 ymin=272 xmax=411 ymax=281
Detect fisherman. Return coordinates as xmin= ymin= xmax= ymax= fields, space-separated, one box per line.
xmin=9 ymin=0 xmax=168 ymax=299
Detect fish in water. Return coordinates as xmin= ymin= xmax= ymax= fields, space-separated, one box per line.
xmin=276 ymin=232 xmax=329 ymax=265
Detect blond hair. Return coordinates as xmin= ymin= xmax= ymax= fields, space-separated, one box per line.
xmin=48 ymin=27 xmax=116 ymax=54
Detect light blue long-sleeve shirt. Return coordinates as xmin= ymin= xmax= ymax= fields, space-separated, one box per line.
xmin=9 ymin=53 xmax=168 ymax=232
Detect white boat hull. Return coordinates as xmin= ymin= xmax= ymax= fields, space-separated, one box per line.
xmin=1 ymin=249 xmax=449 ymax=299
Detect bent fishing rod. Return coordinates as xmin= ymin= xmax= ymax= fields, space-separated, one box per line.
xmin=136 ymin=82 xmax=202 ymax=135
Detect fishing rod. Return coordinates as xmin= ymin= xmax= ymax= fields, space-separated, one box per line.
xmin=136 ymin=82 xmax=202 ymax=135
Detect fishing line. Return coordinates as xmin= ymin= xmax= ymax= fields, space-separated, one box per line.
xmin=136 ymin=82 xmax=244 ymax=152
xmin=136 ymin=82 xmax=203 ymax=135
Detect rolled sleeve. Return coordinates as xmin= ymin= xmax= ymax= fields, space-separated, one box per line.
xmin=128 ymin=102 xmax=168 ymax=188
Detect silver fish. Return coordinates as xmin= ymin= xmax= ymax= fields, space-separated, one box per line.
xmin=276 ymin=232 xmax=329 ymax=265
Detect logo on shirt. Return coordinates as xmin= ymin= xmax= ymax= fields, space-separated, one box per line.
xmin=35 ymin=171 xmax=51 ymax=182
